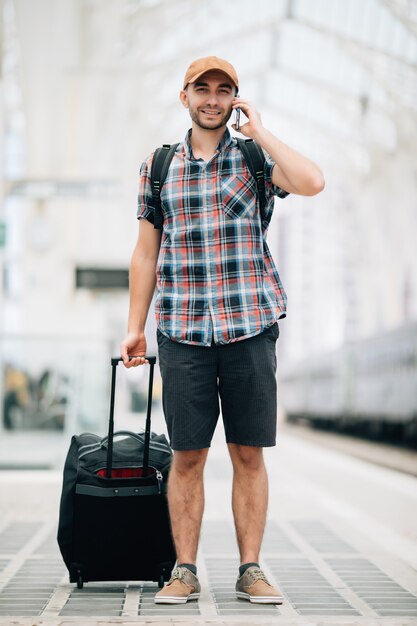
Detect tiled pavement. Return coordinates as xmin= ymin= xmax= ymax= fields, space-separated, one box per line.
xmin=0 ymin=424 xmax=416 ymax=625
xmin=0 ymin=517 xmax=416 ymax=624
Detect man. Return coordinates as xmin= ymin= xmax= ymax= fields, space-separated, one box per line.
xmin=121 ymin=56 xmax=324 ymax=605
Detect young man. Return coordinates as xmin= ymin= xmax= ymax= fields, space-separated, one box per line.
xmin=121 ymin=56 xmax=324 ymax=604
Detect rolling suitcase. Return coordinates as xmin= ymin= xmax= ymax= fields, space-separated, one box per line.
xmin=57 ymin=355 xmax=176 ymax=589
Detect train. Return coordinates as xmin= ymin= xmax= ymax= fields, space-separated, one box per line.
xmin=278 ymin=321 xmax=417 ymax=447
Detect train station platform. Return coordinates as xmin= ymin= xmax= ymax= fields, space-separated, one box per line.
xmin=0 ymin=417 xmax=416 ymax=626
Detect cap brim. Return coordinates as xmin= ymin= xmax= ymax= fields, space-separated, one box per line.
xmin=185 ymin=68 xmax=238 ymax=89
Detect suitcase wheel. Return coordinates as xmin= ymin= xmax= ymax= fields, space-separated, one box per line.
xmin=77 ymin=575 xmax=84 ymax=589
xmin=158 ymin=575 xmax=164 ymax=588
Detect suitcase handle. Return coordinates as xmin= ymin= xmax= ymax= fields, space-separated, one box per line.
xmin=102 ymin=430 xmax=147 ymax=445
xmin=112 ymin=356 xmax=156 ymax=366
xmin=107 ymin=356 xmax=156 ymax=478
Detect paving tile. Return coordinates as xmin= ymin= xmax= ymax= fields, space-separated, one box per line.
xmin=267 ymin=557 xmax=360 ymax=616
xmin=0 ymin=512 xmax=415 ymax=622
xmin=326 ymin=557 xmax=417 ymax=617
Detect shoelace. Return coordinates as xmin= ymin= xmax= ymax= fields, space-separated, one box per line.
xmin=247 ymin=568 xmax=270 ymax=585
xmin=168 ymin=567 xmax=187 ymax=584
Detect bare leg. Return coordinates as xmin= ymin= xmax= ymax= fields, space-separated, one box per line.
xmin=227 ymin=443 xmax=268 ymax=564
xmin=167 ymin=448 xmax=209 ymax=564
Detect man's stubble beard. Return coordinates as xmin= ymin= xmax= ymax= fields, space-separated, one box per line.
xmin=189 ymin=106 xmax=233 ymax=131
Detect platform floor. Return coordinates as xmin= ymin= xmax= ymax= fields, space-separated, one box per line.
xmin=0 ymin=419 xmax=416 ymax=626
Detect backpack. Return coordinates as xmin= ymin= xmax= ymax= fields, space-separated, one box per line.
xmin=150 ymin=138 xmax=289 ymax=230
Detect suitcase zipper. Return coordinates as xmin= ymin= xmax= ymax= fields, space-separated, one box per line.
xmin=89 ymin=466 xmax=165 ymax=488
xmin=156 ymin=470 xmax=163 ymax=494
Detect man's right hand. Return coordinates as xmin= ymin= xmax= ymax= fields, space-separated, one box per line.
xmin=120 ymin=331 xmax=149 ymax=368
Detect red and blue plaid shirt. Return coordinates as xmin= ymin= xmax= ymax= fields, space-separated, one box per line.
xmin=137 ymin=128 xmax=289 ymax=347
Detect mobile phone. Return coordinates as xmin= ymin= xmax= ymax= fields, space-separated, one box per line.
xmin=235 ymin=107 xmax=241 ymax=131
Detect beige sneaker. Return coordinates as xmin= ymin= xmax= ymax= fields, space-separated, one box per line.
xmin=154 ymin=566 xmax=201 ymax=604
xmin=236 ymin=566 xmax=284 ymax=604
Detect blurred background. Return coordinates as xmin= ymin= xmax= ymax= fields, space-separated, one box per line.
xmin=0 ymin=0 xmax=416 ymax=469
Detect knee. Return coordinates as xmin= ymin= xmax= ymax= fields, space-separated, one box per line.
xmin=228 ymin=444 xmax=264 ymax=473
xmin=172 ymin=448 xmax=208 ymax=476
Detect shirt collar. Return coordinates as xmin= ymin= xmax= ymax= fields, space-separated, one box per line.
xmin=183 ymin=127 xmax=234 ymax=160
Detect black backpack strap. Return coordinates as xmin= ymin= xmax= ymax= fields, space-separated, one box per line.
xmin=150 ymin=143 xmax=179 ymax=229
xmin=237 ymin=138 xmax=267 ymax=220
xmin=237 ymin=138 xmax=290 ymax=221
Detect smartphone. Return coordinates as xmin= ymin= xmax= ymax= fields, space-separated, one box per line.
xmin=234 ymin=91 xmax=241 ymax=130
xmin=235 ymin=107 xmax=241 ymax=131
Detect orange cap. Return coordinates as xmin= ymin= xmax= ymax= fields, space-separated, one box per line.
xmin=183 ymin=56 xmax=239 ymax=90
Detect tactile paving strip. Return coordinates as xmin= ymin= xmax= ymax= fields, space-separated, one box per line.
xmin=60 ymin=585 xmax=126 ymax=617
xmin=138 ymin=583 xmax=200 ymax=616
xmin=326 ymin=558 xmax=417 ymax=617
xmin=206 ymin=558 xmax=281 ymax=616
xmin=0 ymin=557 xmax=66 ymax=617
xmin=266 ymin=557 xmax=360 ymax=616
xmin=0 ymin=522 xmax=42 ymax=554
xmin=290 ymin=519 xmax=357 ymax=553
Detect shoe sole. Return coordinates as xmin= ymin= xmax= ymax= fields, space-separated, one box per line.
xmin=154 ymin=592 xmax=200 ymax=604
xmin=236 ymin=591 xmax=284 ymax=604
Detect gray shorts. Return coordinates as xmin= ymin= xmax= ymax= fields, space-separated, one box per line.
xmin=156 ymin=323 xmax=279 ymax=451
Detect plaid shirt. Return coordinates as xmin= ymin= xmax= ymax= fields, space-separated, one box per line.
xmin=137 ymin=128 xmax=289 ymax=347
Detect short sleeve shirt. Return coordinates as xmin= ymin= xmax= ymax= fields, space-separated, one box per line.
xmin=137 ymin=127 xmax=289 ymax=347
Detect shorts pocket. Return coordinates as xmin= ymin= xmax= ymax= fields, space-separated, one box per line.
xmin=221 ymin=174 xmax=257 ymax=219
xmin=156 ymin=328 xmax=169 ymax=345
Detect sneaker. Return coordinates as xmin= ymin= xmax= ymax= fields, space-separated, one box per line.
xmin=236 ymin=566 xmax=284 ymax=604
xmin=154 ymin=566 xmax=201 ymax=604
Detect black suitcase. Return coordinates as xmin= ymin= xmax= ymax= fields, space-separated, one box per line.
xmin=57 ymin=355 xmax=176 ymax=589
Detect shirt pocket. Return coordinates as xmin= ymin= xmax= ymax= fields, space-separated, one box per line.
xmin=221 ymin=174 xmax=257 ymax=220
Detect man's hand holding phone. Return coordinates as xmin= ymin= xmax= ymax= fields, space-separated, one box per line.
xmin=231 ymin=96 xmax=264 ymax=139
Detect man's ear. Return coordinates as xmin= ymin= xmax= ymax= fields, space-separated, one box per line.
xmin=179 ymin=90 xmax=189 ymax=108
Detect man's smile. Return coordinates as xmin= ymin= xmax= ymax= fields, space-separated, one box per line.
xmin=201 ymin=110 xmax=221 ymax=116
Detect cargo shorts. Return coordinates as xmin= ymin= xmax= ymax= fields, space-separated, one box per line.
xmin=156 ymin=322 xmax=279 ymax=451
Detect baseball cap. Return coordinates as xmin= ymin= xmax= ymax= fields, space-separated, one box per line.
xmin=183 ymin=56 xmax=239 ymax=90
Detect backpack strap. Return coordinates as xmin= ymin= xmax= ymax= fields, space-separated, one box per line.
xmin=150 ymin=143 xmax=179 ymax=229
xmin=237 ymin=138 xmax=267 ymax=220
xmin=237 ymin=138 xmax=290 ymax=222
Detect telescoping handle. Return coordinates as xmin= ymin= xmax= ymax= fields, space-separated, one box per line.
xmin=107 ymin=356 xmax=156 ymax=479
